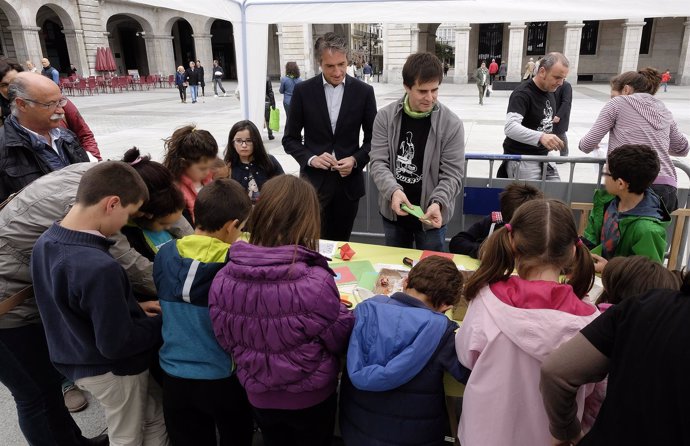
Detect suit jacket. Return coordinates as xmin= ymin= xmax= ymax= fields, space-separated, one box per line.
xmin=282 ymin=74 xmax=377 ymax=200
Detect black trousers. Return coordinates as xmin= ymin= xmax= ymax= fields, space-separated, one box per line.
xmin=317 ymin=171 xmax=360 ymax=241
xmin=651 ymin=184 xmax=679 ymax=213
xmin=177 ymin=86 xmax=186 ymax=102
xmin=252 ymin=393 xmax=337 ymax=446
xmin=162 ymin=373 xmax=254 ymax=446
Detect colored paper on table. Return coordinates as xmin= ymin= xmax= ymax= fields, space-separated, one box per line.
xmin=400 ymin=203 xmax=425 ymax=219
xmin=420 ymin=250 xmax=455 ymax=260
xmin=359 ymin=271 xmax=379 ymax=291
xmin=330 ymin=260 xmax=376 ymax=283
xmin=332 ymin=266 xmax=357 ymax=284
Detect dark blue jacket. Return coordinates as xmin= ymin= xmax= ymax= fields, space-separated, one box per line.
xmin=31 ymin=223 xmax=162 ymax=381
xmin=340 ymin=293 xmax=470 ymax=446
xmin=0 ymin=115 xmax=88 ymax=202
xmin=230 ymin=155 xmax=284 ymax=203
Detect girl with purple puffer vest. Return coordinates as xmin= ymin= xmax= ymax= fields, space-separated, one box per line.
xmin=208 ymin=175 xmax=354 ymax=446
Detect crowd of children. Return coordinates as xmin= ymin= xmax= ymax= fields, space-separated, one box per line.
xmin=1 ymin=105 xmax=688 ymax=446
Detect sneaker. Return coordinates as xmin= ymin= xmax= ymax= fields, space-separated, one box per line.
xmin=63 ymin=384 xmax=88 ymax=413
xmin=214 ymin=94 xmax=218 ymax=97
xmin=223 ymin=92 xmax=227 ymax=97
xmin=268 ymin=134 xmax=275 ymax=140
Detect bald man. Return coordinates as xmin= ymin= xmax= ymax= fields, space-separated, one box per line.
xmin=41 ymin=57 xmax=60 ymax=84
xmin=0 ymin=72 xmax=88 ymax=201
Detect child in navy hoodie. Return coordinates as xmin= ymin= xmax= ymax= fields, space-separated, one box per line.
xmin=340 ymin=256 xmax=470 ymax=446
xmin=154 ymin=179 xmax=253 ymax=446
xmin=31 ymin=162 xmax=168 ymax=445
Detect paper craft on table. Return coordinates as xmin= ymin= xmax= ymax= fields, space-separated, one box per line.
xmin=339 ymin=243 xmax=356 ymax=260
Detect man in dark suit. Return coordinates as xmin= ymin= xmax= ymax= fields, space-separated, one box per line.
xmin=283 ymin=32 xmax=377 ymax=241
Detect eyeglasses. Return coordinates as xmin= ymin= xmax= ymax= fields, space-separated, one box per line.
xmin=21 ymin=96 xmax=68 ymax=110
xmin=233 ymin=139 xmax=253 ymax=146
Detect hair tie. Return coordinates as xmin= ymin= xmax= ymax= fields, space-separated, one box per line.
xmin=504 ymin=223 xmax=512 ymax=232
xmin=576 ymin=238 xmax=584 ymax=247
xmin=130 ymin=157 xmax=143 ymax=166
xmin=191 ymin=128 xmax=197 ymax=133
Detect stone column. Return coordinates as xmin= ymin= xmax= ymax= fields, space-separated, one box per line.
xmin=7 ymin=26 xmax=42 ymax=67
xmin=62 ymin=29 xmax=89 ymax=77
xmin=617 ymin=19 xmax=646 ymax=74
xmin=192 ymin=34 xmax=214 ymax=72
xmin=507 ymin=22 xmax=526 ymax=81
xmin=303 ymin=24 xmax=315 ymax=79
xmin=410 ymin=25 xmax=419 ymax=54
xmin=562 ymin=21 xmax=584 ymax=85
xmin=144 ymin=35 xmax=175 ymax=76
xmin=382 ymin=24 xmax=414 ymax=84
xmin=678 ymin=19 xmax=690 ymax=86
xmin=452 ymin=23 xmax=471 ymax=84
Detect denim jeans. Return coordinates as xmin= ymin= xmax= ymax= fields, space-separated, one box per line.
xmin=0 ymin=323 xmax=86 ymax=446
xmin=382 ymin=218 xmax=447 ymax=251
xmin=189 ymin=85 xmax=199 ymax=102
xmin=506 ymin=160 xmax=561 ymax=181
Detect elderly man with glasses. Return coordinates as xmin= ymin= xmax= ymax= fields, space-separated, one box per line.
xmin=0 ymin=72 xmax=89 ymax=202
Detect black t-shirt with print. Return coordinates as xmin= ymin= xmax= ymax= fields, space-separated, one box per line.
xmin=388 ymin=112 xmax=431 ymax=231
xmin=578 ymin=290 xmax=690 ymax=445
xmin=502 ymin=80 xmax=555 ymax=156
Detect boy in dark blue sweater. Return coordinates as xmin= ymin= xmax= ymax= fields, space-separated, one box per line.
xmin=31 ymin=162 xmax=169 ymax=445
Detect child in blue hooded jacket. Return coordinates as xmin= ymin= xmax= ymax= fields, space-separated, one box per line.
xmin=339 ymin=256 xmax=470 ymax=446
xmin=153 ymin=179 xmax=253 ymax=446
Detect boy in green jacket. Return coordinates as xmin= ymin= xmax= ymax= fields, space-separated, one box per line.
xmin=583 ymin=144 xmax=670 ymax=273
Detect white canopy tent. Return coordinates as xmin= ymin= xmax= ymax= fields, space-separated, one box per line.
xmin=125 ymin=0 xmax=690 ymax=125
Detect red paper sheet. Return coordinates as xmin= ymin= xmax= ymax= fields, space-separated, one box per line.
xmin=420 ymin=250 xmax=455 ymax=260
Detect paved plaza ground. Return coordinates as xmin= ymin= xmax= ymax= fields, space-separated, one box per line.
xmin=0 ymin=79 xmax=689 ymax=444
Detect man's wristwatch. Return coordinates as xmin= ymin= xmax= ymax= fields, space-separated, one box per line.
xmin=430 ymin=199 xmax=442 ymax=210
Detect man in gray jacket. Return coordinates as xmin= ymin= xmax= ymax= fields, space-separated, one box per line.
xmin=369 ymin=52 xmax=465 ymax=251
xmin=0 ymin=163 xmax=191 ymax=445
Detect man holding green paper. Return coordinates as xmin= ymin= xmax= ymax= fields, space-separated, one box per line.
xmin=369 ymin=52 xmax=465 ymax=251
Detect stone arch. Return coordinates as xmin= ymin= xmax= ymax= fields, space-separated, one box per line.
xmin=209 ymin=19 xmax=237 ymax=79
xmin=0 ymin=0 xmax=22 ymax=61
xmin=105 ymin=13 xmax=153 ymax=75
xmin=36 ymin=4 xmax=78 ymax=74
xmin=169 ymin=18 xmax=195 ymax=66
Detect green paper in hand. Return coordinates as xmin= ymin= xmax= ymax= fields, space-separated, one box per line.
xmin=401 ymin=203 xmax=425 ymax=219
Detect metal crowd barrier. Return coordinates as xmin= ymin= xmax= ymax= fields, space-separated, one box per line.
xmin=350 ymin=153 xmax=690 ymax=268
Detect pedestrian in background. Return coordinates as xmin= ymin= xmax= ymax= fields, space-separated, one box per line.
xmin=175 ymin=65 xmax=187 ymax=103
xmin=279 ymin=61 xmax=302 ymax=122
xmin=264 ymin=77 xmax=276 ymax=140
xmin=211 ymin=60 xmax=226 ymax=97
xmin=475 ymin=62 xmax=489 ymax=105
xmin=196 ymin=60 xmax=206 ymax=96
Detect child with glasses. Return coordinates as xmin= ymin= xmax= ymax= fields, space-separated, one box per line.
xmin=224 ymin=120 xmax=284 ymax=203
xmin=582 ymin=144 xmax=670 ymax=273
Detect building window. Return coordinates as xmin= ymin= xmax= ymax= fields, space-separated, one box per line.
xmin=640 ymin=18 xmax=653 ymax=54
xmin=580 ymin=20 xmax=599 ymax=55
xmin=526 ymin=22 xmax=547 ymax=56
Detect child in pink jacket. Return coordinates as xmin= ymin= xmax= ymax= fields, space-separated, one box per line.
xmin=455 ymin=199 xmax=600 ymax=446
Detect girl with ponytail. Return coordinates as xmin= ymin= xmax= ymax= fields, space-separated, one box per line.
xmin=579 ymin=67 xmax=689 ymax=212
xmin=455 ymin=199 xmax=601 ymax=446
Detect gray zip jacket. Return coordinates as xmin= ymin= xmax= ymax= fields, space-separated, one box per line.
xmin=0 ymin=163 xmax=193 ymax=329
xmin=369 ymin=96 xmax=465 ymax=227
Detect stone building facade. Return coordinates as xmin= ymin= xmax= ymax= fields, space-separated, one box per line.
xmin=1 ymin=0 xmax=688 ymax=86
